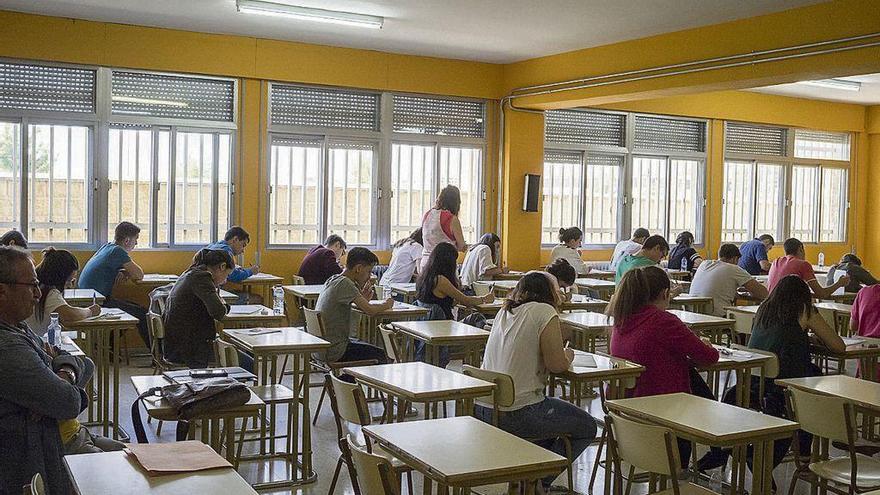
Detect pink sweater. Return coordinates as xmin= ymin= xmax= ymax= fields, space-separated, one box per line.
xmin=610 ymin=305 xmax=719 ymax=397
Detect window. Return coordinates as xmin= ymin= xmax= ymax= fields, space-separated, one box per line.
xmin=0 ymin=122 xmax=21 ymax=232
xmin=173 ymin=131 xmax=231 ymax=245
xmin=721 ymin=160 xmax=784 ymax=242
xmin=630 ymin=156 xmax=668 ymax=236
xmin=754 ymin=163 xmax=784 ymax=239
xmin=629 ymin=156 xmax=703 ymax=242
xmin=794 ymin=129 xmax=850 ymax=161
xmin=107 ymin=126 xmax=166 ymax=245
xmin=820 ymin=168 xmax=847 ymax=242
xmin=268 ymin=136 xmax=321 ymax=245
xmin=541 ymin=151 xmax=582 ymax=244
xmin=327 ymin=142 xmax=375 ymax=244
xmin=583 ymin=155 xmax=621 ymax=244
xmin=790 ymin=166 xmax=819 ymax=242
xmin=390 ymin=143 xmax=434 ymax=242
xmin=439 ymin=146 xmax=482 ymax=244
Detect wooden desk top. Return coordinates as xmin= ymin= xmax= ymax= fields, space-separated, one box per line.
xmin=64 ymin=308 xmax=139 ymax=329
xmin=218 ymin=289 xmax=237 ymax=303
xmin=575 ymin=278 xmax=617 ymax=289
xmin=134 ymin=274 xmax=178 ymax=285
xmin=240 ymin=273 xmax=284 ymax=284
xmin=814 ymin=335 xmax=880 ymax=358
xmin=343 ymin=362 xmax=495 ymax=401
xmin=63 ymin=288 xmax=105 ymax=305
xmin=672 ymin=294 xmax=714 ymax=304
xmin=667 ymin=309 xmax=734 ymax=328
xmin=471 ymin=295 xmax=607 ymax=314
xmin=131 ymin=375 xmax=262 ymax=421
xmin=829 ymin=292 xmax=857 ymax=304
xmin=587 ymin=269 xmax=615 ymax=280
xmin=700 ymin=345 xmax=771 ymax=371
xmin=224 ymin=305 xmax=284 ymax=323
xmin=776 ymin=375 xmax=880 ymax=411
xmin=354 ymin=301 xmax=428 ymax=318
xmin=607 ymin=393 xmax=798 ymax=445
xmin=666 ymin=269 xmax=690 ymax=279
xmin=814 ymin=301 xmax=853 ymax=314
xmin=725 ymin=305 xmax=761 ymax=315
xmin=559 ymin=311 xmax=613 ymax=331
xmin=392 ymin=320 xmax=489 ymax=345
xmin=490 ymin=280 xmax=519 ymax=291
xmin=386 ymin=282 xmax=417 ymax=295
xmin=364 ymin=416 xmax=567 ymax=485
xmin=282 ymin=284 xmax=324 ymax=299
xmin=64 ymin=451 xmax=258 ymax=495
xmin=556 ymin=350 xmax=644 ymax=381
xmin=492 ymin=271 xmax=525 ymax=281
xmin=222 ymin=327 xmax=330 ymax=354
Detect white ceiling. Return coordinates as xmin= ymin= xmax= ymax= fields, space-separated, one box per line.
xmin=0 ymin=0 xmax=825 ymax=64
xmin=749 ymin=74 xmax=880 ymax=105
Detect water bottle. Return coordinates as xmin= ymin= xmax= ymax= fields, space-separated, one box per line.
xmin=818 ymin=252 xmax=825 ymax=267
xmin=681 ymin=258 xmax=688 ymax=272
xmin=272 ymin=285 xmax=285 ymax=315
xmin=47 ymin=312 xmax=61 ymax=346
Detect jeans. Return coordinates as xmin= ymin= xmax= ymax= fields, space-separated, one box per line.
xmin=338 ymin=340 xmax=388 ymax=382
xmin=475 ymin=397 xmax=598 ymax=487
xmin=104 ymin=298 xmax=150 ymax=348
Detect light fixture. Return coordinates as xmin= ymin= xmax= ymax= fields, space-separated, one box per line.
xmin=111 ymin=95 xmax=189 ymax=107
xmin=797 ymin=78 xmax=861 ymax=92
xmin=236 ymin=0 xmax=384 ymax=29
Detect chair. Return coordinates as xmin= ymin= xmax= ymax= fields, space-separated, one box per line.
xmin=304 ymin=308 xmax=378 ymax=425
xmin=347 ymin=434 xmax=400 ymax=495
xmin=378 ymin=324 xmax=406 ymax=363
xmin=786 ymin=387 xmax=880 ymax=495
xmin=461 ymin=365 xmax=574 ymax=490
xmin=26 ymin=473 xmax=44 ymax=495
xmin=606 ymin=411 xmax=718 ymax=495
xmin=326 ymin=374 xmax=412 ymax=495
xmin=472 ymin=281 xmax=494 ymax=297
xmin=147 ymin=312 xmax=186 ymax=375
xmin=587 ymin=375 xmax=638 ymax=494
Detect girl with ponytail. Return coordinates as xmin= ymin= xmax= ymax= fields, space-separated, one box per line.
xmin=548 ymin=226 xmax=590 ymax=275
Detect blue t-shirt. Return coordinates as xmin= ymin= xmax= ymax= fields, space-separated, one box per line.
xmin=204 ymin=240 xmax=251 ymax=283
xmin=738 ymin=239 xmax=768 ymax=275
xmin=78 ymin=243 xmax=132 ymax=297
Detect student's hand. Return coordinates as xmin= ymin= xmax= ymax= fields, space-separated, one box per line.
xmin=361 ymin=283 xmax=374 ymax=299
xmin=382 ymin=298 xmax=395 ymax=310
xmin=87 ymin=304 xmax=101 ymax=316
xmin=43 ymin=342 xmax=58 ymax=358
xmin=837 ymin=274 xmax=851 ymax=288
xmin=481 ymin=293 xmax=495 ymax=304
xmin=669 ymin=284 xmax=683 ymax=299
xmin=115 ymin=271 xmax=129 ymax=285
xmin=564 ymin=344 xmax=575 ymax=363
xmin=501 ymin=265 xmax=510 ymax=274
xmin=249 ymin=264 xmax=261 ymax=275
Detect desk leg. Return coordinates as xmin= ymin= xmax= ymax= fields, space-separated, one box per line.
xmin=111 ymin=327 xmax=122 ymax=440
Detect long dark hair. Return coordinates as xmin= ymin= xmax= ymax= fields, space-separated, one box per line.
xmin=35 ymin=248 xmax=79 ymax=321
xmin=606 ymin=265 xmax=670 ymax=329
xmin=434 ymin=185 xmax=461 ymax=215
xmin=190 ymin=248 xmax=235 ymax=271
xmin=416 ymin=242 xmax=460 ymax=301
xmin=546 ymin=258 xmax=576 ymax=287
xmin=755 ymin=275 xmax=814 ymax=329
xmin=392 ymin=228 xmax=423 ymax=249
xmin=674 ymin=231 xmax=694 ymax=248
xmin=503 ymin=271 xmax=560 ymax=313
xmin=472 ymin=233 xmax=501 ymax=263
xmin=0 ymin=230 xmax=27 ymax=248
xmin=558 ymin=227 xmax=582 ymax=244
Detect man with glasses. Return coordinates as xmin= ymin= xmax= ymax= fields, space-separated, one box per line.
xmin=0 ymin=246 xmax=89 ymax=494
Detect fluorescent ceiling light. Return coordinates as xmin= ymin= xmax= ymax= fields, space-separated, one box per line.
xmin=798 ymin=78 xmax=861 ymax=92
xmin=236 ymin=0 xmax=384 ymax=29
xmin=112 ymin=95 xmax=189 ymax=107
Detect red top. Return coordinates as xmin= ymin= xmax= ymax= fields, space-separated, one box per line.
xmin=610 ymin=305 xmax=719 ymax=397
xmin=297 ymin=245 xmax=343 ymax=285
xmin=853 ymin=285 xmax=880 ymax=338
xmin=767 ymin=255 xmax=816 ymax=292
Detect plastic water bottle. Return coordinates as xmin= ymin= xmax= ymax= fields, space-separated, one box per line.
xmin=47 ymin=312 xmax=60 ymax=346
xmin=272 ymin=285 xmax=285 ymax=315
xmin=818 ymin=252 xmax=825 ymax=267
xmin=681 ymin=258 xmax=688 ymax=272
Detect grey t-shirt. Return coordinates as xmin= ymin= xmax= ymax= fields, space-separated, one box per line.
xmin=689 ymin=259 xmax=753 ymax=316
xmin=315 ymin=274 xmax=360 ymax=362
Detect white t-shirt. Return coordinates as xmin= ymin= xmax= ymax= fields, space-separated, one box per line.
xmin=689 ymin=260 xmax=754 ymax=316
xmin=380 ymin=241 xmax=423 ymax=285
xmin=460 ymin=244 xmax=497 ymax=287
xmin=610 ymin=240 xmax=642 ymax=270
xmin=479 ymin=301 xmax=559 ymax=411
xmin=549 ymin=245 xmax=589 ymax=275
xmin=25 ymin=288 xmax=67 ymax=336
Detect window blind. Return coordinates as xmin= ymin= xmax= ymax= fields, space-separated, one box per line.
xmin=725 ymin=122 xmax=788 ymax=156
xmin=111 ymin=71 xmax=235 ymax=122
xmin=0 ymin=61 xmax=96 ymax=113
xmin=270 ymin=84 xmax=379 ymax=130
xmin=392 ymin=95 xmax=485 ymax=138
xmin=794 ymin=129 xmax=850 ymax=161
xmin=543 ymin=150 xmax=582 ymax=165
xmin=633 ymin=115 xmax=706 ymax=153
xmin=545 ymin=110 xmax=625 ymax=148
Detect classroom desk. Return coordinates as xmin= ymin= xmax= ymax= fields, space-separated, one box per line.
xmin=699 ymin=344 xmax=773 ymax=407
xmin=776 ymin=374 xmax=880 ymax=411
xmin=235 ymin=273 xmax=284 ymax=303
xmin=829 ymin=292 xmax=858 ymax=304
xmin=815 ymin=301 xmax=852 ymax=336
xmin=466 ymin=294 xmax=608 ymax=317
xmin=63 ymin=288 xmax=105 ymax=307
xmin=490 ymin=279 xmax=519 ymax=296
xmin=130 ymin=374 xmax=264 ymax=466
xmin=386 ymin=282 xmax=417 ymax=303
xmin=364 ymin=416 xmax=568 ymax=494
xmin=64 ymin=450 xmax=258 ymax=495
xmin=586 ymin=269 xmax=616 ymax=280
xmin=670 ymin=294 xmax=714 ymax=315
xmin=221 ymin=327 xmax=330 ymax=487
xmin=551 ymin=350 xmax=643 ymax=406
xmin=354 ymin=300 xmax=428 ymax=347
xmin=667 ymin=309 xmax=734 ymax=343
xmin=220 ymin=305 xmax=286 ymax=330
xmin=219 ymin=289 xmax=238 ymax=304
xmin=59 ymin=332 xmax=84 ymax=356
xmin=725 ymin=305 xmax=760 ymax=336
xmin=392 ymin=320 xmax=490 ymax=367
xmin=666 ymin=268 xmax=690 ymax=280
xmin=811 ymin=335 xmax=880 ymax=382
xmin=344 ymin=362 xmax=495 ymax=421
xmin=65 ymin=308 xmax=139 ymax=440
xmin=559 ymin=312 xmax=612 ymax=352
xmin=606 ymin=393 xmax=799 ymax=495
xmin=812 ymin=264 xmax=830 ymax=275
xmin=133 ymin=273 xmax=179 ymax=288
xmin=282 ymin=284 xmax=323 ymax=310
xmin=575 ymin=278 xmax=616 ymax=299
xmin=492 ymin=270 xmax=525 ymax=281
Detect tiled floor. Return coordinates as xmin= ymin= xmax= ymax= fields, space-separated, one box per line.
xmin=98 ymin=356 xmax=834 ymax=494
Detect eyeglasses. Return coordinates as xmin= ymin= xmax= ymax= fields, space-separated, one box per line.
xmin=0 ymin=280 xmax=40 ymax=289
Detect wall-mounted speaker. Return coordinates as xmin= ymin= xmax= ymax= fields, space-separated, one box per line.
xmin=523 ymin=173 xmax=540 ymax=212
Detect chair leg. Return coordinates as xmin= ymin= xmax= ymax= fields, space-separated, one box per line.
xmin=313 ymin=381 xmax=328 ymax=426
xmin=588 ymin=429 xmax=607 ymax=493
xmin=156 ymin=420 xmax=163 ymax=436
xmin=328 ymin=456 xmax=343 ymax=495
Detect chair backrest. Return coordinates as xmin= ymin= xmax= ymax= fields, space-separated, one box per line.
xmin=291 ymin=275 xmax=305 ymax=285
xmin=378 ymin=324 xmax=401 ymax=362
xmin=148 ymin=312 xmax=165 ymax=340
xmin=461 ymin=365 xmax=515 ymax=408
xmin=787 ymin=386 xmax=854 ymax=443
xmin=607 ymin=412 xmax=680 ymax=478
xmin=30 ymin=473 xmax=45 ymax=495
xmin=346 ymin=434 xmax=399 ymax=495
xmin=303 ymin=308 xmax=326 ymax=338
xmin=328 ymin=374 xmax=371 ymax=427
xmin=472 ymin=281 xmax=494 ymax=297
xmin=215 ymin=339 xmax=240 ymax=367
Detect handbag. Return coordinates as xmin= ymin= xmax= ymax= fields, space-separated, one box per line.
xmin=131 ymin=377 xmax=251 ymax=443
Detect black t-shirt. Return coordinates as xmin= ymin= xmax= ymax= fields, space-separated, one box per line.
xmin=669 ymin=245 xmax=699 ymax=272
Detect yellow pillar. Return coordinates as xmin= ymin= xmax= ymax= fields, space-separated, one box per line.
xmin=501 ymin=106 xmax=544 ymax=270
xmin=866 ymin=106 xmax=880 ymax=267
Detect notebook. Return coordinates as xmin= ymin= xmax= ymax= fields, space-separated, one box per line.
xmin=126 ymin=441 xmax=231 ymax=475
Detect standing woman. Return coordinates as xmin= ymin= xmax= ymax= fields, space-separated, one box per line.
xmin=380 ymin=228 xmax=424 ymax=286
xmin=549 ymin=227 xmax=590 ymax=275
xmin=163 ymin=249 xmax=234 ymax=368
xmin=28 ymin=248 xmax=101 ymax=336
xmin=420 ymin=185 xmax=466 ymax=272
xmin=460 ymin=233 xmax=509 ymax=288
xmin=669 ymin=231 xmax=703 ymax=274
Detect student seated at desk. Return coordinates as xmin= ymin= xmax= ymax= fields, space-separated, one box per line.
xmin=380 ymin=228 xmax=423 ymax=287
xmin=668 ymin=231 xmax=703 ymax=275
xmin=851 ymin=282 xmax=880 ymax=339
xmin=298 ymin=234 xmax=346 ymax=286
xmin=689 ymin=243 xmax=768 ymax=316
xmin=545 ymin=258 xmax=577 ymax=302
xmin=0 ymin=229 xmax=27 ymax=248
xmin=415 ymin=242 xmax=493 ymax=366
xmin=316 ymin=247 xmax=393 ymax=365
xmin=698 ymin=275 xmax=845 ymax=473
xmin=767 ymin=238 xmax=849 ymax=298
xmin=460 ymin=233 xmax=509 ymax=288
xmin=164 ymin=249 xmax=235 ymax=369
xmin=27 ymin=248 xmax=100 ymax=336
xmin=614 ymin=235 xmax=669 ymax=282
xmin=827 ymin=253 xmax=878 ymax=294
xmin=738 ymin=234 xmax=775 ymax=275
xmin=610 ymin=228 xmax=649 ymax=271
xmin=206 ymin=226 xmax=261 ymax=303
xmin=78 ymin=221 xmax=149 ymax=347
xmin=475 ymin=272 xmax=597 ymax=493
xmin=608 ymin=265 xmax=718 ymax=466
xmin=548 ymin=227 xmax=590 ymax=275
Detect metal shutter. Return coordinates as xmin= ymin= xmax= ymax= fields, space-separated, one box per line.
xmin=545 ymin=110 xmax=625 ymax=147
xmin=544 ymin=150 xmax=582 ymax=165
xmin=111 ymin=71 xmax=235 ymax=122
xmin=392 ymin=95 xmax=484 ymax=138
xmin=633 ymin=115 xmax=706 ymax=153
xmin=0 ymin=61 xmax=96 ymax=113
xmin=270 ymin=84 xmax=379 ymax=130
xmin=725 ymin=122 xmax=788 ymax=156
xmin=586 ymin=153 xmax=624 ymax=168
xmin=272 ymin=135 xmax=323 ymax=148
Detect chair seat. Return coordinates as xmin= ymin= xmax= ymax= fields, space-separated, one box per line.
xmin=250 ymin=384 xmax=296 ymax=404
xmin=809 ymin=454 xmax=880 ymax=489
xmin=655 ymin=481 xmax=721 ymax=495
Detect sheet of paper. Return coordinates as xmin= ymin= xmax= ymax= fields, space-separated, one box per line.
xmin=571 ymin=353 xmax=597 ymax=368
xmin=228 ymin=305 xmax=265 ymax=315
xmin=242 ymin=328 xmax=281 ymax=336
xmin=843 ymin=337 xmax=866 ymax=346
xmin=126 ymin=441 xmax=231 ymax=475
